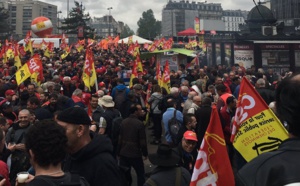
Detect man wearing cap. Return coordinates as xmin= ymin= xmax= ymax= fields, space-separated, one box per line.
xmin=0 ymin=101 xmax=17 ymax=123
xmin=98 ymin=95 xmax=121 ymax=153
xmin=117 ymin=103 xmax=147 ymax=186
xmin=4 ymin=90 xmax=16 ymax=104
xmin=98 ymin=95 xmax=120 ymax=136
xmin=56 ymin=107 xmax=121 ymax=186
xmin=145 ymin=144 xmax=191 ymax=186
xmin=175 ymin=131 xmax=198 ymax=175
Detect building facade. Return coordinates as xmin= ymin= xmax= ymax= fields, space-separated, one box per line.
xmin=162 ymin=0 xmax=223 ymax=36
xmin=91 ymin=15 xmax=124 ymax=38
xmin=0 ymin=0 xmax=58 ymax=39
xmin=271 ymin=0 xmax=300 ymax=33
xmin=222 ymin=10 xmax=246 ymax=31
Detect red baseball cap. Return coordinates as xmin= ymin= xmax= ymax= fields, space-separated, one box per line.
xmin=98 ymin=82 xmax=105 ymax=87
xmin=183 ymin=131 xmax=198 ymax=141
xmin=71 ymin=76 xmax=79 ymax=81
xmin=5 ymin=89 xmax=15 ymax=96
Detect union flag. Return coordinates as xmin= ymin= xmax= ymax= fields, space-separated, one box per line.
xmin=191 ymin=105 xmax=234 ymax=186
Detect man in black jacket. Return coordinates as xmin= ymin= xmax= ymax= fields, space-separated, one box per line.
xmin=255 ymin=78 xmax=275 ymax=105
xmin=236 ymin=74 xmax=300 ymax=186
xmin=117 ymin=103 xmax=148 ymax=186
xmin=194 ymin=97 xmax=212 ymax=149
xmin=57 ymin=107 xmax=121 ymax=186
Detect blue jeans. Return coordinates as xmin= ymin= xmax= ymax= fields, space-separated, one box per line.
xmin=119 ymin=156 xmax=145 ymax=186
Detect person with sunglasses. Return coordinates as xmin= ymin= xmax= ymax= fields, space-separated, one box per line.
xmin=175 ymin=130 xmax=198 ymax=175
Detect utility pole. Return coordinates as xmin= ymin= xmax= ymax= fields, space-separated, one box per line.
xmin=107 ymin=7 xmax=113 ymax=36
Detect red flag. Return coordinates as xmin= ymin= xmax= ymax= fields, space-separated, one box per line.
xmin=127 ymin=44 xmax=134 ymax=55
xmin=191 ymin=105 xmax=234 ymax=186
xmin=24 ymin=31 xmax=31 ymax=44
xmin=144 ymin=43 xmax=149 ymax=50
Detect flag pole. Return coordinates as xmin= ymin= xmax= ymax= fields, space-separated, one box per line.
xmin=95 ymin=78 xmax=98 ymax=91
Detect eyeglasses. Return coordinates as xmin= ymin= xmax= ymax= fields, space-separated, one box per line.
xmin=184 ymin=139 xmax=197 ymax=146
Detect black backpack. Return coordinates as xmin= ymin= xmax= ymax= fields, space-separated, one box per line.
xmin=168 ymin=110 xmax=181 ymax=145
xmin=114 ymin=88 xmax=127 ymax=110
xmin=111 ymin=114 xmax=123 ymax=147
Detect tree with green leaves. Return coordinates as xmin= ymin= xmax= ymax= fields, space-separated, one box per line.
xmin=120 ymin=24 xmax=135 ymax=38
xmin=0 ymin=7 xmax=11 ymax=34
xmin=137 ymin=9 xmax=161 ymax=40
xmin=59 ymin=1 xmax=94 ymax=38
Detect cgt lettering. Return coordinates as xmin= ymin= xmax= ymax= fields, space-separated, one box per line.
xmin=29 ymin=59 xmax=40 ymax=72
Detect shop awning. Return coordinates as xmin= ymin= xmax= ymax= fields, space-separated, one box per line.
xmin=147 ymin=48 xmax=197 ymax=57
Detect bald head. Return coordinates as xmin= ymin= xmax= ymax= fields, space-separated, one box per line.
xmin=188 ymin=91 xmax=197 ymax=99
xmin=193 ymin=96 xmax=202 ymax=106
xmin=19 ymin=109 xmax=30 ymax=116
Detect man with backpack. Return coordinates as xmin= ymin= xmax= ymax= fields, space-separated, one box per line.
xmin=162 ymin=98 xmax=183 ymax=147
xmin=111 ymin=79 xmax=130 ymax=110
xmin=98 ymin=95 xmax=122 ymax=156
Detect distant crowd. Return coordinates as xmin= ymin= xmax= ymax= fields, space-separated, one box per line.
xmin=0 ymin=42 xmax=298 ymax=186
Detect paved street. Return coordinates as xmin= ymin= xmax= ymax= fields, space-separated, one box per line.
xmin=131 ymin=124 xmax=163 ymax=186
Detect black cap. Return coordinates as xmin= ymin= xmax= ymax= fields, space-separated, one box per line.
xmin=57 ymin=107 xmax=91 ymax=125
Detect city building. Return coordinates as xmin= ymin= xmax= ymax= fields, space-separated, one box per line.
xmin=271 ymin=0 xmax=300 ymax=33
xmin=90 ymin=15 xmax=124 ymax=38
xmin=0 ymin=0 xmax=58 ymax=39
xmin=222 ymin=10 xmax=246 ymax=31
xmin=162 ymin=0 xmax=223 ymax=36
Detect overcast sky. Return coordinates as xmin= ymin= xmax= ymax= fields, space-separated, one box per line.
xmin=40 ymin=0 xmax=257 ymax=32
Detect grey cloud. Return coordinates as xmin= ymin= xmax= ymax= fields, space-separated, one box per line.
xmin=40 ymin=0 xmax=254 ymax=32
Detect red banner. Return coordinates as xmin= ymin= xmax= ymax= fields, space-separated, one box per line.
xmin=191 ymin=105 xmax=234 ymax=186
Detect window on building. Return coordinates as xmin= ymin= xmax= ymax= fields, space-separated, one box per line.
xmin=23 ymin=6 xmax=32 ymax=10
xmin=10 ymin=6 xmax=17 ymax=11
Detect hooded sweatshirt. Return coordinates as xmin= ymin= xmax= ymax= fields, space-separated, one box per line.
xmin=63 ymin=133 xmax=121 ymax=186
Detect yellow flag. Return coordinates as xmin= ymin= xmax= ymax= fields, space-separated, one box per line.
xmin=76 ymin=45 xmax=83 ymax=52
xmin=14 ymin=55 xmax=22 ymax=69
xmin=24 ymin=40 xmax=34 ymax=56
xmin=82 ymin=49 xmax=96 ymax=90
xmin=44 ymin=48 xmax=51 ymax=58
xmin=16 ymin=64 xmax=31 ymax=85
xmin=30 ymin=72 xmax=41 ymax=85
xmin=136 ymin=55 xmax=143 ymax=73
xmin=162 ymin=61 xmax=171 ymax=94
xmin=129 ymin=59 xmax=138 ymax=88
xmin=89 ymin=60 xmax=97 ymax=87
xmin=61 ymin=49 xmax=69 ymax=59
xmin=6 ymin=49 xmax=14 ymax=59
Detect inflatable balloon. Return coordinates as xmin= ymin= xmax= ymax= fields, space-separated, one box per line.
xmin=31 ymin=16 xmax=53 ymax=38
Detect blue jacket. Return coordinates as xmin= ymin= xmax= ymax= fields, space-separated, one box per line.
xmin=162 ymin=108 xmax=183 ymax=143
xmin=111 ymin=84 xmax=130 ymax=99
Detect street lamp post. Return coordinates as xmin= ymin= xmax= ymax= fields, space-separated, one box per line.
xmin=107 ymin=7 xmax=113 ymax=36
xmin=57 ymin=11 xmax=62 ymax=34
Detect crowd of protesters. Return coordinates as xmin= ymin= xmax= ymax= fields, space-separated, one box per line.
xmin=0 ymin=41 xmax=298 ymax=186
